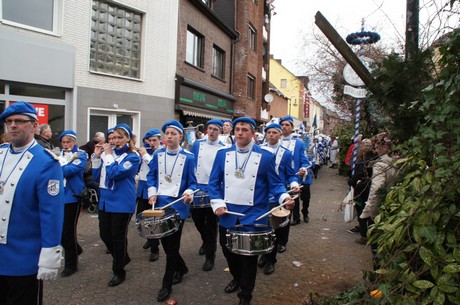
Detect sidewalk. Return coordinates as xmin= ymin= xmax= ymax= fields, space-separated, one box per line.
xmin=44 ymin=165 xmax=372 ymax=305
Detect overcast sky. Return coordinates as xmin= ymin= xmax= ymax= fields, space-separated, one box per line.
xmin=270 ymin=0 xmax=407 ymax=74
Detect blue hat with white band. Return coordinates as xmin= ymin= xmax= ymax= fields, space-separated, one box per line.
xmin=264 ymin=123 xmax=282 ymax=133
xmin=207 ymin=119 xmax=223 ymax=129
xmin=59 ymin=130 xmax=77 ymax=142
xmin=143 ymin=128 xmax=162 ymax=142
xmin=114 ymin=123 xmax=133 ymax=138
xmin=162 ymin=120 xmax=184 ymax=134
xmin=279 ymin=116 xmax=294 ymax=126
xmin=0 ymin=101 xmax=38 ymax=122
xmin=233 ymin=117 xmax=256 ymax=129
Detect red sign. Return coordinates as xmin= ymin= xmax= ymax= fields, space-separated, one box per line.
xmin=304 ymin=93 xmax=310 ymax=118
xmin=9 ymin=102 xmax=49 ymax=124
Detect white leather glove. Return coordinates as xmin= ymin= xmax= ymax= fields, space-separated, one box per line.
xmin=37 ymin=246 xmax=63 ymax=281
xmin=37 ymin=266 xmax=59 ymax=281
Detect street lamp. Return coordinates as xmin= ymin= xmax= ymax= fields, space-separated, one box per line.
xmin=288 ymin=96 xmax=298 ymax=116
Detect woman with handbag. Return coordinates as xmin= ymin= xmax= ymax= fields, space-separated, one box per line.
xmin=92 ymin=124 xmax=141 ymax=287
xmin=58 ymin=130 xmax=87 ymax=277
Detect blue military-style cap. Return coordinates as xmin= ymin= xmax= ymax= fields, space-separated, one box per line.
xmin=162 ymin=120 xmax=184 ymax=134
xmin=114 ymin=123 xmax=133 ymax=138
xmin=143 ymin=128 xmax=162 ymax=142
xmin=0 ymin=101 xmax=38 ymax=122
xmin=106 ymin=127 xmax=115 ymax=137
xmin=264 ymin=123 xmax=282 ymax=133
xmin=233 ymin=117 xmax=256 ymax=129
xmin=279 ymin=116 xmax=294 ymax=126
xmin=222 ymin=119 xmax=233 ymax=127
xmin=59 ymin=130 xmax=77 ymax=142
xmin=207 ymin=119 xmax=223 ymax=129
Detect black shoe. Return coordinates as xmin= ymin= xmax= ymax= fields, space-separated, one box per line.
xmin=108 ymin=274 xmax=125 ymax=287
xmin=202 ymin=259 xmax=214 ymax=271
xmin=157 ymin=287 xmax=172 ymax=302
xmin=77 ymin=244 xmax=83 ymax=255
xmin=198 ymin=245 xmax=205 ymax=255
xmin=239 ymin=298 xmax=251 ymax=305
xmin=277 ymin=245 xmax=287 ymax=253
xmin=61 ymin=268 xmax=78 ymax=277
xmin=291 ymin=219 xmax=300 ymax=226
xmin=149 ymin=252 xmax=159 ymax=262
xmin=172 ymin=267 xmax=188 ymax=285
xmin=264 ymin=262 xmax=275 ymax=275
xmin=224 ymin=279 xmax=239 ymax=293
xmin=142 ymin=240 xmax=152 ymax=250
xmin=258 ymin=255 xmax=267 ymax=268
xmin=347 ymin=226 xmax=360 ymax=233
xmin=303 ymin=215 xmax=309 ymax=223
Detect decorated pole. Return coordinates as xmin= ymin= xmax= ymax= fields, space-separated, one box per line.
xmin=343 ymin=20 xmax=380 ymax=175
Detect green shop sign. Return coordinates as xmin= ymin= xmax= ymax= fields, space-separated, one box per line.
xmin=179 ymin=85 xmax=234 ymax=114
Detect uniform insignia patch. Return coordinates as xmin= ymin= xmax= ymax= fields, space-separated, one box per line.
xmin=72 ymin=159 xmax=81 ymax=165
xmin=123 ymin=161 xmax=132 ymax=169
xmin=48 ymin=180 xmax=60 ymax=196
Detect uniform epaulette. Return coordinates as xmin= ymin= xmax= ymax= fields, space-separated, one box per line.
xmin=45 ymin=148 xmax=60 ymax=161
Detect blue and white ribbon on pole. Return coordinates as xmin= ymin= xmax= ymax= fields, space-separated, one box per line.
xmin=352 ymin=99 xmax=361 ymax=176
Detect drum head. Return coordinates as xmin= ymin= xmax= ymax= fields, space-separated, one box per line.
xmin=271 ymin=207 xmax=290 ymax=217
xmin=229 ymin=223 xmax=272 ymax=233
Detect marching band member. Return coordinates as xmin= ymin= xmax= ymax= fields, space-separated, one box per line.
xmin=279 ymin=116 xmax=312 ymax=232
xmin=136 ymin=128 xmax=162 ymax=262
xmin=258 ymin=123 xmax=299 ymax=275
xmin=0 ymin=102 xmax=64 ymax=305
xmin=92 ymin=124 xmax=141 ymax=287
xmin=189 ymin=119 xmax=225 ymax=272
xmin=147 ymin=120 xmax=198 ymax=302
xmin=219 ymin=119 xmax=234 ymax=145
xmin=208 ymin=117 xmax=294 ymax=305
xmin=58 ymin=130 xmax=87 ymax=277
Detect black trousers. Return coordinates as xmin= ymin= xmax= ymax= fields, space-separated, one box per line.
xmin=219 ymin=226 xmax=257 ymax=302
xmin=261 ymin=224 xmax=285 ymax=264
xmin=292 ymin=184 xmax=311 ymax=221
xmin=61 ymin=201 xmax=81 ymax=270
xmin=160 ymin=221 xmax=187 ymax=289
xmin=190 ymin=207 xmax=218 ymax=260
xmin=98 ymin=210 xmax=132 ymax=276
xmin=0 ymin=275 xmax=43 ymax=305
xmin=136 ymin=197 xmax=159 ymax=254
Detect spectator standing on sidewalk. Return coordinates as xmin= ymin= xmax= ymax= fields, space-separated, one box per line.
xmin=35 ymin=123 xmax=54 ymax=150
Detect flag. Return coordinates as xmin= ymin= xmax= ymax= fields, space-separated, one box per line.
xmin=312 ymin=114 xmax=317 ymax=128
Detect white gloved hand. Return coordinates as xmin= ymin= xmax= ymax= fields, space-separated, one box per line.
xmin=37 ymin=245 xmax=63 ymax=281
xmin=37 ymin=266 xmax=59 ymax=281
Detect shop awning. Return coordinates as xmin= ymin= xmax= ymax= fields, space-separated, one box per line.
xmin=177 ymin=104 xmax=233 ymax=120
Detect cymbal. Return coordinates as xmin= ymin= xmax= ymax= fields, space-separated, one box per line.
xmin=271 ymin=207 xmax=290 ymax=217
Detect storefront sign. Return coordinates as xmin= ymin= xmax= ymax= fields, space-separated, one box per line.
xmin=179 ymin=85 xmax=234 ymax=115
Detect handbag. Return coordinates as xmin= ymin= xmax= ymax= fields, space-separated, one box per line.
xmin=68 ymin=182 xmax=92 ymax=209
xmin=344 ymin=201 xmax=357 ymax=223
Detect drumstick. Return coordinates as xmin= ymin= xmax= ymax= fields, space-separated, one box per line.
xmin=224 ymin=210 xmax=245 ymax=217
xmin=159 ymin=189 xmax=200 ymax=210
xmin=268 ymin=185 xmax=303 ymax=201
xmin=255 ymin=201 xmax=290 ymax=221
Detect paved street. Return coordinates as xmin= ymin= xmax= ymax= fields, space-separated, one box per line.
xmin=44 ymin=165 xmax=372 ymax=305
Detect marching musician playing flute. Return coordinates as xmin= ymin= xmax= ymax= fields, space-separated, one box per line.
xmin=208 ymin=117 xmax=294 ymax=305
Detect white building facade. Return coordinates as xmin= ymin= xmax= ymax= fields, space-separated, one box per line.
xmin=0 ymin=0 xmax=179 ymax=144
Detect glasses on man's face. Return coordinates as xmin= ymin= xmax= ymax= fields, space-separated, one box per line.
xmin=4 ymin=119 xmax=33 ymax=126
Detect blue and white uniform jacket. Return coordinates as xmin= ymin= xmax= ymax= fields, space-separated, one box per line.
xmin=92 ymin=145 xmax=140 ymax=213
xmin=190 ymin=138 xmax=225 ymax=193
xmin=59 ymin=146 xmax=87 ymax=204
xmin=0 ymin=141 xmax=64 ymax=276
xmin=136 ymin=147 xmax=157 ymax=200
xmin=208 ymin=143 xmax=289 ymax=229
xmin=147 ymin=148 xmax=198 ymax=220
xmin=281 ymin=137 xmax=313 ymax=185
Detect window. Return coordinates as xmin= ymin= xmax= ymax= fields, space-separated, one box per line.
xmin=212 ymin=46 xmax=225 ymax=79
xmin=247 ymin=74 xmax=255 ymax=100
xmin=89 ymin=0 xmax=143 ymax=79
xmin=248 ymin=25 xmax=256 ymax=51
xmin=280 ymin=79 xmax=287 ymax=88
xmin=186 ymin=28 xmax=204 ymax=68
xmin=2 ymin=0 xmax=62 ymax=34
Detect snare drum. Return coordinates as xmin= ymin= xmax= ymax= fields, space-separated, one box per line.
xmin=226 ymin=224 xmax=275 ymax=256
xmin=189 ymin=190 xmax=211 ymax=208
xmin=269 ymin=207 xmax=291 ymax=229
xmin=136 ymin=207 xmax=181 ymax=239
